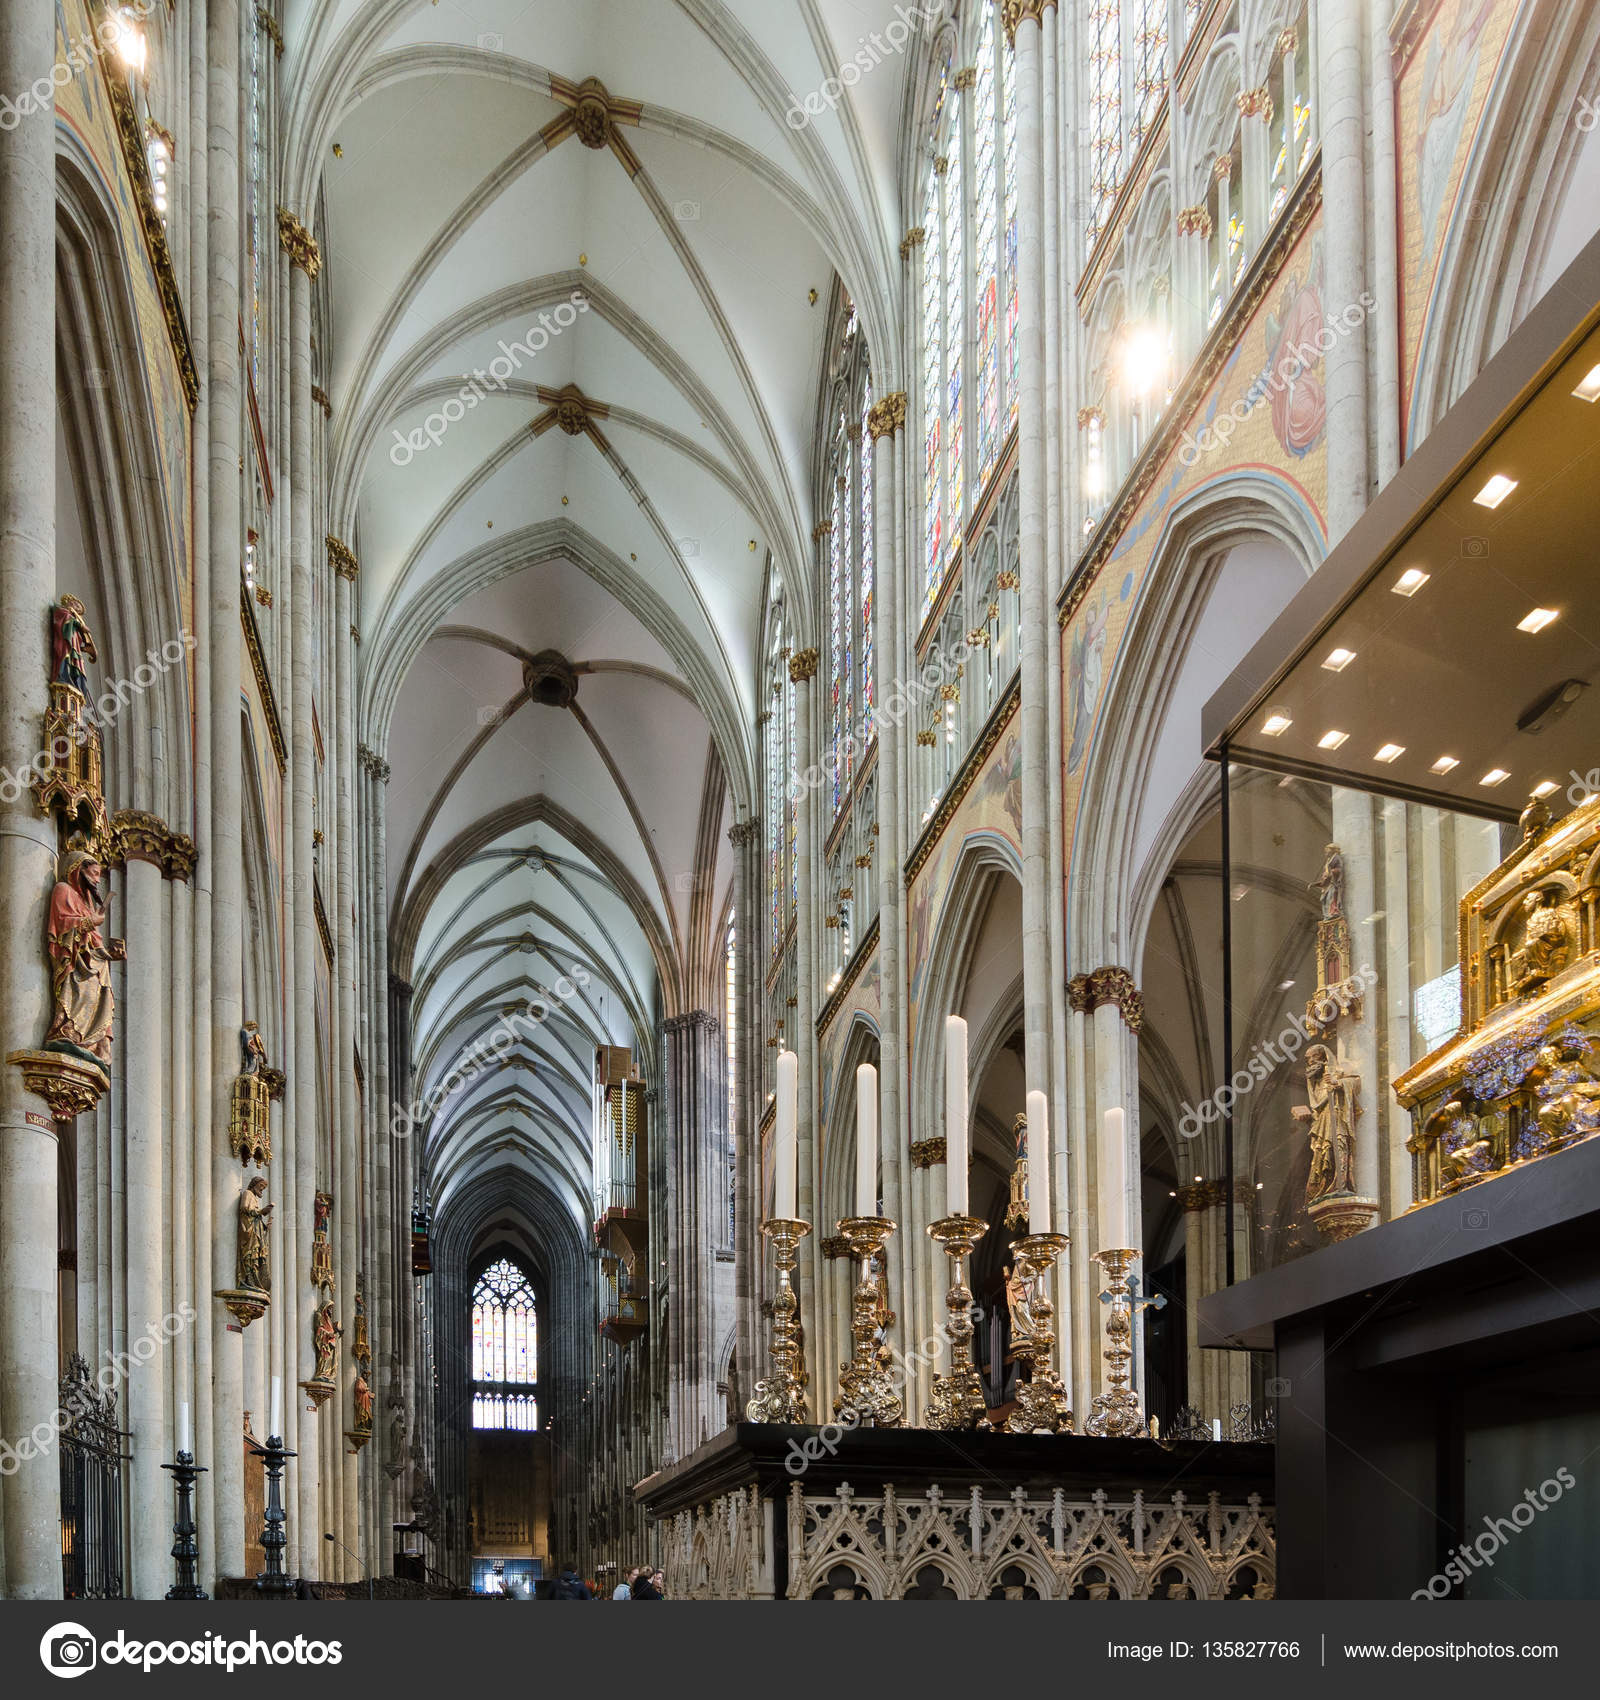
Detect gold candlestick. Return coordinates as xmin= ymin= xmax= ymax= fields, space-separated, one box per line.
xmin=1004 ymin=1231 xmax=1073 ymax=1433
xmin=833 ymin=1215 xmax=902 ymax=1426
xmin=746 ymin=1217 xmax=811 ymax=1422
xmin=925 ymin=1213 xmax=990 ymax=1431
xmin=1084 ymin=1247 xmax=1145 ymax=1437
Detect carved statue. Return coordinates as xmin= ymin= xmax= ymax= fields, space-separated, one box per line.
xmin=312 ymin=1299 xmax=343 ymax=1383
xmin=310 ymin=1191 xmax=335 ymax=1293
xmin=237 ymin=1175 xmax=273 ymax=1292
xmin=352 ymin=1272 xmax=371 ymax=1368
xmin=1003 ymin=1262 xmax=1037 ymax=1339
xmin=1294 ymin=1043 xmax=1359 ymax=1203
xmin=45 ymin=843 xmax=125 ymax=1068
xmin=1311 ymin=844 xmax=1345 ymax=921
xmin=1510 ymin=888 xmax=1577 ymax=997
xmin=353 ymin=1371 xmax=373 ymax=1432
xmin=51 ymin=595 xmax=98 ymax=696
xmin=1004 ymin=1112 xmax=1029 ymax=1230
xmin=240 ymin=1021 xmax=269 ymax=1075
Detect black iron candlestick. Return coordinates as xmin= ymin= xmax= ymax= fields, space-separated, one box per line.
xmin=163 ymin=1452 xmax=208 ymax=1600
xmin=255 ymin=1433 xmax=296 ymax=1598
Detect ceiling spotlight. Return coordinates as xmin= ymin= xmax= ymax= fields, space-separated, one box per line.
xmin=1321 ymin=648 xmax=1357 ymax=672
xmin=1473 ymin=473 xmax=1517 ymax=508
xmin=1572 ymin=363 xmax=1600 ymax=402
xmin=1392 ymin=567 xmax=1429 ymax=596
xmin=1517 ymin=607 xmax=1559 ymax=633
xmin=1374 ymin=743 xmax=1405 ymax=763
xmin=1531 ymin=780 xmax=1559 ymax=799
xmin=1260 ymin=712 xmax=1293 ymax=736
xmin=1318 ymin=729 xmax=1349 ymax=750
xmin=1430 ymin=755 xmax=1460 ymax=775
xmin=1480 ymin=768 xmax=1511 ymax=787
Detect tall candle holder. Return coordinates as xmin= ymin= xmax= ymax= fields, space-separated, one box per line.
xmin=1003 ymin=1232 xmax=1073 ymax=1433
xmin=254 ymin=1431 xmax=297 ymax=1597
xmin=925 ymin=1214 xmax=990 ymax=1431
xmin=162 ymin=1451 xmax=208 ymax=1600
xmin=833 ymin=1215 xmax=902 ymax=1427
xmin=746 ymin=1217 xmax=811 ymax=1422
xmin=1084 ymin=1248 xmax=1146 ymax=1437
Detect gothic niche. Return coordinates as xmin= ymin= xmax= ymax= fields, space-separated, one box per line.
xmin=347 ymin=1271 xmax=374 ymax=1451
xmin=1396 ymin=791 xmax=1600 ymax=1205
xmin=8 ymin=598 xmax=124 ymax=1121
xmin=229 ymin=1020 xmax=285 ymax=1167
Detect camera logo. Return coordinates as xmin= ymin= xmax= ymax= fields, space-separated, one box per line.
xmin=40 ymin=1624 xmax=97 ymax=1678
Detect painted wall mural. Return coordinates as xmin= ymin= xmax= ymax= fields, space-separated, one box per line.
xmin=1397 ymin=0 xmax=1526 ymax=450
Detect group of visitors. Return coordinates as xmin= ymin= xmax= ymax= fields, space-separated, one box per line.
xmin=548 ymin=1563 xmax=665 ymax=1600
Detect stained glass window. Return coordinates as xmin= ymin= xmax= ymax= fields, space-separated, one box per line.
xmin=1087 ymin=0 xmax=1123 ymax=256
xmin=766 ymin=621 xmax=788 ymax=958
xmin=922 ymin=160 xmax=943 ymax=606
xmin=1003 ymin=33 xmax=1019 ymax=436
xmin=974 ymin=6 xmax=1001 ymax=488
xmin=1130 ymin=0 xmax=1168 ymax=151
xmin=944 ymin=99 xmax=964 ymax=566
xmin=859 ymin=377 xmax=875 ymax=730
xmin=471 ymin=1258 xmax=538 ymax=1430
xmin=725 ymin=915 xmax=737 ymax=1245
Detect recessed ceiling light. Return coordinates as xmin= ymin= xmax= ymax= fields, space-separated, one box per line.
xmin=1375 ymin=743 xmax=1405 ymax=763
xmin=1261 ymin=712 xmax=1293 ymax=736
xmin=1517 ymin=607 xmax=1559 ymax=633
xmin=1322 ymin=647 xmax=1357 ymax=672
xmin=1392 ymin=568 xmax=1430 ymax=596
xmin=1279 ymin=979 xmax=1296 ymax=990
xmin=1531 ymin=780 xmax=1559 ymax=799
xmin=1572 ymin=364 xmax=1600 ymax=402
xmin=1473 ymin=473 xmax=1517 ymax=508
xmin=1430 ymin=755 xmax=1460 ymax=775
xmin=1480 ymin=768 xmax=1511 ymax=787
xmin=1318 ymin=729 xmax=1349 ymax=750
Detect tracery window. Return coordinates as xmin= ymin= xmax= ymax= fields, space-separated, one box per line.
xmin=764 ymin=613 xmax=796 ymax=957
xmin=471 ymin=1258 xmax=538 ymax=1430
xmin=725 ymin=914 xmax=737 ymax=1246
xmin=824 ymin=313 xmax=875 ymax=824
xmin=1085 ymin=1 xmax=1172 ymax=259
xmin=921 ymin=22 xmax=1021 ymax=618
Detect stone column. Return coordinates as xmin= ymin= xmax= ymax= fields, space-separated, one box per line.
xmin=122 ymin=848 xmax=167 ymax=1595
xmin=664 ymin=1010 xmax=721 ymax=1452
xmin=0 ymin=0 xmax=62 ymax=1602
xmin=283 ymin=218 xmax=323 ymax=1579
xmin=206 ymin=0 xmax=248 ymax=1583
xmin=728 ymin=821 xmax=758 ymax=1404
xmin=788 ymin=647 xmax=820 ymax=1416
xmin=1318 ymin=0 xmax=1369 ymax=539
xmin=1010 ymin=1 xmax=1055 ymax=1104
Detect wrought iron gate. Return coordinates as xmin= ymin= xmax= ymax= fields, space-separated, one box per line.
xmin=59 ymin=1353 xmax=127 ymax=1599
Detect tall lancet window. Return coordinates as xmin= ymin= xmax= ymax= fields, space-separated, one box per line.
xmin=974 ymin=3 xmax=1001 ymax=488
xmin=471 ymin=1258 xmax=538 ymax=1430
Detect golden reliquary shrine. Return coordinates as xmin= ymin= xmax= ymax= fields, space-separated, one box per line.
xmin=1397 ymin=792 xmax=1600 ymax=1205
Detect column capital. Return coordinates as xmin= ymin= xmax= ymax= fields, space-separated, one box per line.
xmin=277 ymin=208 xmax=322 ymax=278
xmin=812 ymin=520 xmax=833 ymax=541
xmin=952 ymin=66 xmax=977 ymax=91
xmin=327 ymin=535 xmax=359 ymax=579
xmin=909 ymin=1136 xmax=947 ymax=1169
xmin=664 ymin=1009 xmax=717 ymax=1037
xmin=899 ymin=226 xmax=925 ymax=259
xmin=1001 ymin=0 xmax=1055 ymax=48
xmin=1177 ymin=204 xmax=1214 ymax=239
xmin=728 ymin=820 xmax=759 ymax=850
xmin=788 ymin=647 xmax=820 ymax=684
xmin=867 ymin=392 xmax=907 ymax=440
xmin=1067 ymin=966 xmax=1145 ymax=1033
xmin=310 ymin=384 xmax=332 ymax=418
xmin=258 ymin=9 xmax=286 ymax=57
xmin=111 ymin=809 xmax=197 ymax=883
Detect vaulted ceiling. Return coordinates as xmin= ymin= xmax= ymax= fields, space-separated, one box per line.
xmin=279 ymin=0 xmax=922 ymax=1225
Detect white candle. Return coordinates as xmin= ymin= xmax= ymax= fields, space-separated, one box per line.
xmin=945 ymin=1015 xmax=969 ymax=1216
xmin=774 ymin=1050 xmax=798 ymax=1220
xmin=1100 ymin=1107 xmax=1127 ymax=1249
xmin=855 ymin=1063 xmax=878 ymax=1217
xmin=179 ymin=1401 xmax=191 ymax=1457
xmin=270 ymin=1375 xmax=282 ymax=1440
xmin=1026 ymin=1089 xmax=1051 ymax=1236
